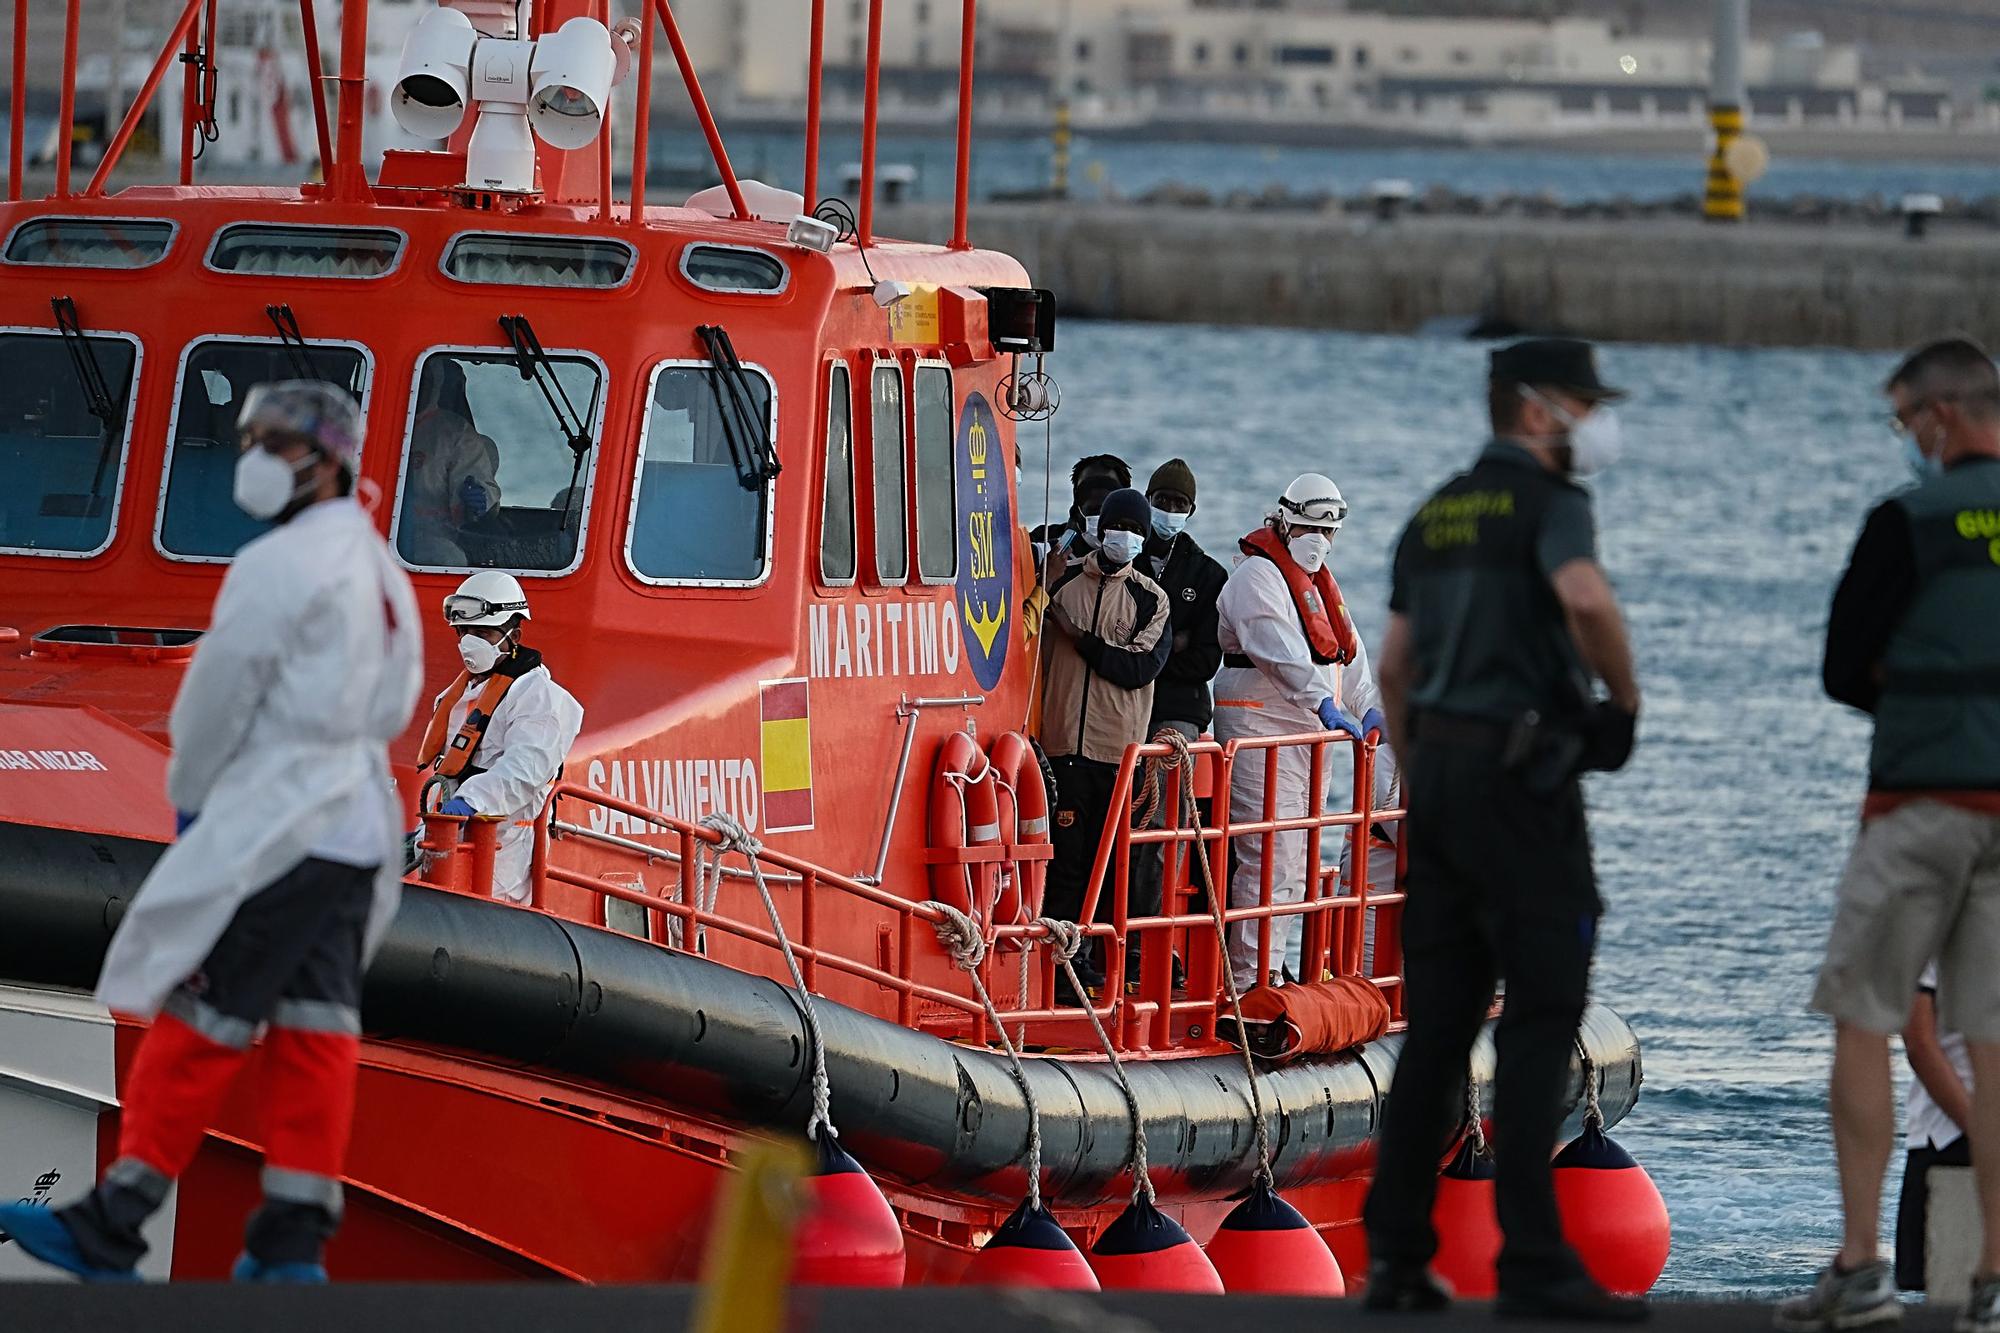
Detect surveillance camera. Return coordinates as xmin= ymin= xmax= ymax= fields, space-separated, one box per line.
xmin=392 ymin=6 xmax=478 ymax=139
xmin=528 ymin=16 xmax=617 ymax=151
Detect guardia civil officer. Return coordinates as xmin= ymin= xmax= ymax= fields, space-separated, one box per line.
xmin=0 ymin=382 xmax=423 ymax=1282
xmin=1362 ymin=339 xmax=1644 ymax=1321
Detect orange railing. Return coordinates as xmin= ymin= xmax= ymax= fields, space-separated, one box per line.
xmin=420 ymin=730 xmax=1406 ymax=1055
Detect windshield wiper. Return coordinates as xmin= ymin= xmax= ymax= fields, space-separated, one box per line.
xmin=265 ymin=303 xmax=321 ymax=379
xmin=46 ymin=295 xmax=124 ymax=520
xmin=695 ymin=324 xmax=780 ymax=492
xmin=499 ymin=313 xmax=596 ymax=531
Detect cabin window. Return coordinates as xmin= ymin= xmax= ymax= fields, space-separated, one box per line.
xmin=4 ymin=217 xmax=175 ymax=269
xmin=441 ymin=233 xmax=635 ymax=289
xmin=680 ymin=244 xmax=789 ymax=295
xmin=626 ymin=361 xmax=775 ymax=585
xmin=390 ymin=348 xmax=604 ymax=575
xmin=912 ymin=364 xmax=956 ymax=582
xmin=870 ymin=362 xmax=907 ymax=584
xmin=206 ymin=223 xmax=404 ymax=278
xmin=819 ymin=364 xmax=856 ymax=586
xmin=157 ymin=338 xmax=369 ymax=561
xmin=0 ymin=329 xmax=140 ymax=557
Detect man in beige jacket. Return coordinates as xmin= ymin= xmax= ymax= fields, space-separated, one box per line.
xmin=1038 ymin=487 xmax=1172 ymax=996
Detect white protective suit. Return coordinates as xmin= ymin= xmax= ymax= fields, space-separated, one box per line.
xmin=401 ymin=408 xmax=501 ymax=567
xmin=429 ymin=663 xmax=583 ymax=904
xmin=1212 ymin=552 xmax=1398 ymax=990
xmin=98 ymin=498 xmax=423 ymax=1015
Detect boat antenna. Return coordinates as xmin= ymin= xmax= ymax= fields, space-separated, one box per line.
xmin=498 ymin=314 xmax=597 ymax=531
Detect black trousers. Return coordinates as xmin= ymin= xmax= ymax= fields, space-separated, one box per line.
xmin=1363 ymin=734 xmax=1600 ymax=1291
xmin=1896 ymin=1136 xmax=1973 ymax=1291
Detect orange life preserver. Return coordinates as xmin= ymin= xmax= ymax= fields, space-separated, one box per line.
xmin=1238 ymin=527 xmax=1357 ymax=666
xmin=987 ymin=731 xmax=1053 ymax=929
xmin=926 ymin=731 xmax=1002 ymax=923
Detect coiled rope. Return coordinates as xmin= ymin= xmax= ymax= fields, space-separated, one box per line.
xmin=700 ymin=813 xmax=836 ymax=1143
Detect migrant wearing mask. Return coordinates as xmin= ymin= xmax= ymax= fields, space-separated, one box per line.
xmin=1035 ymin=487 xmax=1173 ymax=997
xmin=1213 ymin=472 xmax=1397 ymax=991
xmin=0 ymin=382 xmax=424 ymax=1283
xmin=1029 ymin=453 xmax=1131 ymax=576
xmin=417 ymin=571 xmax=584 ymax=904
xmin=399 ymin=358 xmax=502 ymax=568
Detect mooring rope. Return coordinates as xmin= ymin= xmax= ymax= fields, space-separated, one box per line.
xmin=933 ymin=901 xmax=1045 ymax=1210
xmin=1155 ymin=727 xmax=1276 ymax=1186
xmin=1035 ymin=916 xmax=1154 ymax=1204
xmin=1573 ymin=1033 xmax=1604 ymax=1130
xmin=1465 ymin=1066 xmax=1488 ymax=1155
xmin=700 ymin=813 xmax=836 ymax=1143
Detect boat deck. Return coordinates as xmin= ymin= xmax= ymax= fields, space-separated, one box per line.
xmin=0 ymin=1284 xmax=1955 ymax=1333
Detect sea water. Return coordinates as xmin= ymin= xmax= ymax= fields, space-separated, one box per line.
xmin=1042 ymin=322 xmax=1912 ymax=1294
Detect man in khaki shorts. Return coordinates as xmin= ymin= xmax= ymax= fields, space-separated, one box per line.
xmin=1778 ymin=336 xmax=2000 ymax=1333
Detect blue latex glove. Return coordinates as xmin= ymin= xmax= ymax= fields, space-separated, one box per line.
xmin=439 ymin=797 xmax=477 ymax=818
xmin=174 ymin=810 xmax=196 ymax=836
xmin=1360 ymin=707 xmax=1385 ymax=740
xmin=458 ymin=476 xmax=490 ymax=522
xmin=1317 ymin=697 xmax=1363 ymax=740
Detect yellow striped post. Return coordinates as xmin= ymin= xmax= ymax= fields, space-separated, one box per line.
xmin=690 ymin=1139 xmax=810 ymax=1333
xmin=1704 ymin=104 xmax=1745 ymax=222
xmin=1051 ymin=98 xmax=1071 ymax=199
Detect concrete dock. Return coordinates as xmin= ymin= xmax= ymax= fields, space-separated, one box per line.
xmin=0 ymin=1284 xmax=1967 ymax=1333
xmin=878 ymin=202 xmax=2000 ymax=350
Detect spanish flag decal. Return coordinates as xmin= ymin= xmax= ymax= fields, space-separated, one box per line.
xmin=760 ymin=678 xmax=813 ymax=833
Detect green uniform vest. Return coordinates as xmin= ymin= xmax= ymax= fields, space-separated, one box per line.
xmin=1872 ymin=458 xmax=2000 ymax=790
xmin=1394 ymin=445 xmax=1592 ymax=723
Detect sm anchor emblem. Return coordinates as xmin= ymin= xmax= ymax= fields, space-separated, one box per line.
xmin=954 ymin=393 xmax=1013 ymax=690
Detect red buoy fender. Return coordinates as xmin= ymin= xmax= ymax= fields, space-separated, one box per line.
xmin=958 ymin=1197 xmax=1100 ymax=1290
xmin=1087 ymin=1197 xmax=1224 ymax=1292
xmin=792 ymin=1132 xmax=908 ymax=1287
xmin=987 ymin=731 xmax=1052 ymax=926
xmin=1430 ymin=1137 xmax=1500 ymax=1299
xmin=1203 ymin=1179 xmax=1346 ymax=1296
xmin=1552 ymin=1125 xmax=1670 ymax=1296
xmin=927 ymin=731 xmax=1001 ymax=921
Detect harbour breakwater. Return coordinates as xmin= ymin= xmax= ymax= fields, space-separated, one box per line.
xmin=876 ymin=200 xmax=2000 ymax=351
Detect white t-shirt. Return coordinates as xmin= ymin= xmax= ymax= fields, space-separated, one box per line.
xmin=1906 ymin=962 xmax=1974 ymax=1151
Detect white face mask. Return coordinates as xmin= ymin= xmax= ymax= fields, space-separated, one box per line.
xmin=458 ymin=632 xmax=503 ymax=675
xmin=232 ymin=447 xmax=311 ymax=520
xmin=1151 ymin=510 xmax=1190 ymax=540
xmin=1082 ymin=514 xmax=1101 ymax=544
xmin=1903 ymin=432 xmax=1945 ymax=481
xmin=1565 ymin=406 xmax=1624 ymax=477
xmin=1099 ymin=529 xmax=1145 ymax=566
xmin=1287 ymin=531 xmax=1331 ymax=572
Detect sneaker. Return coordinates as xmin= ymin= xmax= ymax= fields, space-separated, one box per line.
xmin=1497 ymin=1274 xmax=1649 ymax=1323
xmin=232 ymin=1252 xmax=329 ymax=1283
xmin=1773 ymin=1259 xmax=1900 ymax=1332
xmin=0 ymin=1203 xmax=142 ymax=1283
xmin=1958 ymin=1274 xmax=2000 ymax=1333
xmin=1360 ymin=1258 xmax=1453 ymax=1312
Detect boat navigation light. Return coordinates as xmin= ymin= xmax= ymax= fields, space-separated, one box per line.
xmin=873 ymin=280 xmax=913 ymax=309
xmin=527 ymin=17 xmax=619 ymax=151
xmin=392 ymin=6 xmax=478 ymax=140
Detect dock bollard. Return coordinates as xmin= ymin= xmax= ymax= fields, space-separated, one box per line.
xmin=1902 ymin=193 xmax=1943 ymax=241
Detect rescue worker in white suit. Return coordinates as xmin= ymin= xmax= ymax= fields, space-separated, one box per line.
xmin=418 ymin=571 xmax=584 ymax=904
xmin=0 ymin=381 xmax=422 ymax=1283
xmin=1214 ymin=473 xmax=1397 ymax=990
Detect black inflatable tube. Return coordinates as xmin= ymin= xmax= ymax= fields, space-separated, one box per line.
xmin=0 ymin=821 xmax=1642 ymax=1207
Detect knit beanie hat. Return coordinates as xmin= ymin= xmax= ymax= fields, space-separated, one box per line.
xmin=1097 ymin=487 xmax=1152 ymax=534
xmin=1147 ymin=458 xmax=1197 ymax=506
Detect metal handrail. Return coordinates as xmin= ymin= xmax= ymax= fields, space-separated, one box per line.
xmin=500 ymin=730 xmax=1404 ymax=1054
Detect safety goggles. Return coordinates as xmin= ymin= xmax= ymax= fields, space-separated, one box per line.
xmin=1278 ymin=493 xmax=1348 ymax=529
xmin=443 ymin=594 xmax=529 ymax=625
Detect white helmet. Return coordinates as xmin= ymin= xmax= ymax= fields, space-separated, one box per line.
xmin=1277 ymin=473 xmax=1348 ymax=531
xmin=443 ymin=571 xmax=531 ymax=629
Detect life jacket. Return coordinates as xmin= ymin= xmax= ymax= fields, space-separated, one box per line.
xmin=1239 ymin=527 xmax=1357 ymax=666
xmin=417 ymin=646 xmax=545 ymax=780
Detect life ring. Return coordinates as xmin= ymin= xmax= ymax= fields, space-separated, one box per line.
xmin=926 ymin=730 xmax=1002 ymax=922
xmin=988 ymin=731 xmax=1052 ymax=928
